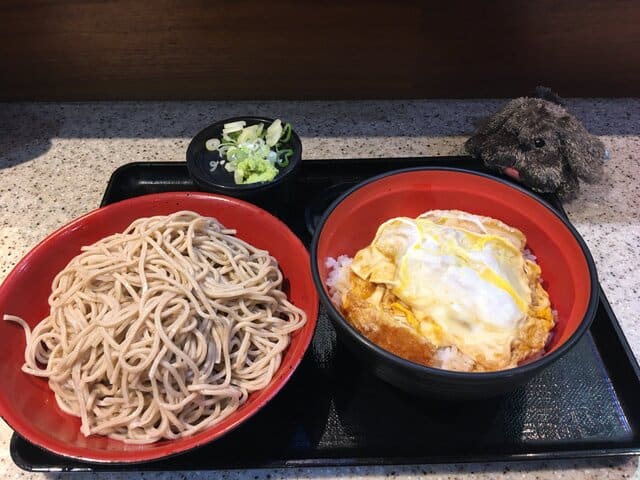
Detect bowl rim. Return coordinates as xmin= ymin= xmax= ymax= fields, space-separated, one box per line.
xmin=0 ymin=191 xmax=319 ymax=463
xmin=310 ymin=166 xmax=599 ymax=381
xmin=186 ymin=116 xmax=303 ymax=193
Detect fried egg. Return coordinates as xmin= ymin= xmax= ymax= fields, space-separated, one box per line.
xmin=344 ymin=209 xmax=554 ymax=371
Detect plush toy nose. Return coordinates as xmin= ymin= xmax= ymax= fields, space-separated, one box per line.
xmin=504 ymin=167 xmax=521 ymax=180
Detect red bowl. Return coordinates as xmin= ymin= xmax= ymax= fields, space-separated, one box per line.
xmin=0 ymin=192 xmax=318 ymax=463
xmin=311 ymin=168 xmax=598 ymax=398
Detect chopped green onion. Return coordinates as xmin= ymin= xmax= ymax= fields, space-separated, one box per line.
xmin=265 ymin=119 xmax=283 ymax=147
xmin=204 ymin=118 xmax=294 ymax=184
xmin=279 ymin=123 xmax=292 ymax=143
xmin=276 ymin=148 xmax=293 ymax=167
xmin=236 ymin=123 xmax=262 ymax=144
xmin=222 ymin=120 xmax=246 ymax=132
xmin=205 ymin=138 xmax=220 ymax=151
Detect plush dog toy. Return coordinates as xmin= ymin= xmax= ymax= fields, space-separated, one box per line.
xmin=465 ymin=87 xmax=605 ymax=200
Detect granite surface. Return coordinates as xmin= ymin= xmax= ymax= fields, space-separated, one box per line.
xmin=0 ymin=100 xmax=638 ymax=479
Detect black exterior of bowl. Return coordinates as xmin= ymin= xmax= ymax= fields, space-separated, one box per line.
xmin=186 ymin=116 xmax=302 ymax=217
xmin=310 ymin=167 xmax=600 ymax=400
xmin=328 ymin=308 xmax=547 ymax=399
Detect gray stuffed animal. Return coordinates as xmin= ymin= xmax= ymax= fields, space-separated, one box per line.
xmin=465 ymin=87 xmax=605 ymax=200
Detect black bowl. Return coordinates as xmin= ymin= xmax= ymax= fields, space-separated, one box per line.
xmin=310 ymin=168 xmax=599 ymax=399
xmin=186 ymin=116 xmax=302 ymax=216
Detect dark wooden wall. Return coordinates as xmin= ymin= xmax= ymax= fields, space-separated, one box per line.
xmin=1 ymin=0 xmax=639 ymax=100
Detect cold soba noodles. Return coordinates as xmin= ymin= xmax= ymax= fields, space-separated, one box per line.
xmin=4 ymin=211 xmax=306 ymax=444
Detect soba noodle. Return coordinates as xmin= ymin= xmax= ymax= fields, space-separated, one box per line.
xmin=3 ymin=211 xmax=306 ymax=444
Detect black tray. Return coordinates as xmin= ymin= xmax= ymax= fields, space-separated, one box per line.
xmin=11 ymin=157 xmax=640 ymax=472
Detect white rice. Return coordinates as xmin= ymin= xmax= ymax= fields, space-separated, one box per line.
xmin=433 ymin=346 xmax=476 ymax=372
xmin=325 ymin=255 xmax=352 ymax=306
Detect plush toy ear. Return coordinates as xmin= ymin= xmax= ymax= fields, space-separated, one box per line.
xmin=529 ymin=86 xmax=565 ymax=106
xmin=465 ymin=98 xmax=526 ymax=156
xmin=464 ymin=129 xmax=486 ymax=157
xmin=557 ymin=115 xmax=605 ymax=182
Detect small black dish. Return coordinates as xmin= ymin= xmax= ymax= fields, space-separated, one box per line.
xmin=186 ymin=116 xmax=302 ymax=215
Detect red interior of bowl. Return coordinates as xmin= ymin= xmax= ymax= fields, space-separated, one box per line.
xmin=0 ymin=192 xmax=318 ymax=463
xmin=316 ymin=169 xmax=592 ymax=356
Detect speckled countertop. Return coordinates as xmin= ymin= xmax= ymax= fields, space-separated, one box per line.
xmin=0 ymin=100 xmax=638 ymax=479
